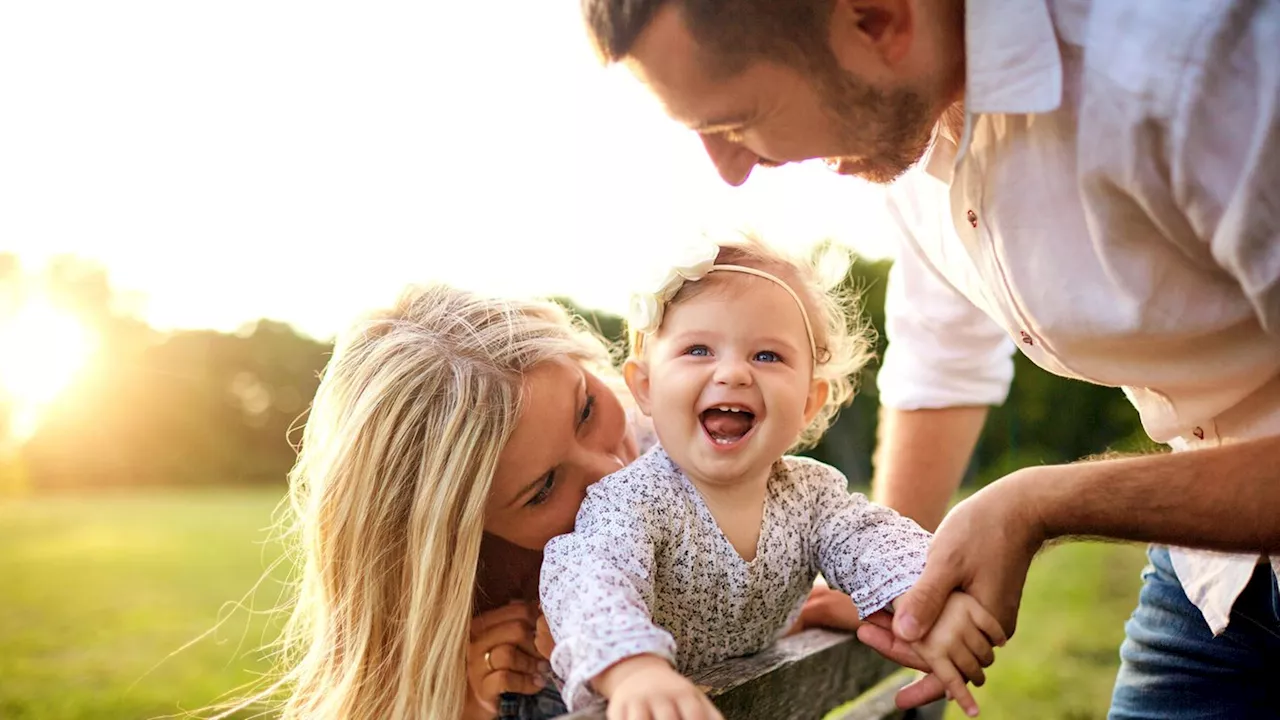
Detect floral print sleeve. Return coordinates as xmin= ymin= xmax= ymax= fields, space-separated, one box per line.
xmin=539 ymin=457 xmax=678 ymax=711
xmin=792 ymin=456 xmax=932 ymax=617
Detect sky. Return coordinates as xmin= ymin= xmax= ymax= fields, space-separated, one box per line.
xmin=0 ymin=1 xmax=896 ymax=341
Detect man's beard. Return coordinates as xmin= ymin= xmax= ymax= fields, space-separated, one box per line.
xmin=814 ymin=65 xmax=936 ymax=184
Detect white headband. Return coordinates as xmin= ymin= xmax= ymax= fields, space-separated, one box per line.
xmin=628 ymin=257 xmax=818 ymax=364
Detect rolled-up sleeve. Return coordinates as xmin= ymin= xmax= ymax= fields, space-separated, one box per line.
xmin=877 ymin=190 xmax=1017 ymax=410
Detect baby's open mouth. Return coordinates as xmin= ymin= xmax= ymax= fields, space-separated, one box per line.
xmin=700 ymin=406 xmax=756 ymax=445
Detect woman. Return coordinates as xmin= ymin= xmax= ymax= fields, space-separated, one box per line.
xmin=252 ymin=283 xmax=858 ymax=719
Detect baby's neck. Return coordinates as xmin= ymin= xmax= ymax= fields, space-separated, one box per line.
xmin=685 ymin=463 xmax=771 ymax=510
xmin=686 ymin=463 xmax=773 ymax=563
xmin=691 ymin=466 xmax=768 ymax=499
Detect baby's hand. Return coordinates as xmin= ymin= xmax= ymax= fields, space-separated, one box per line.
xmin=594 ymin=654 xmax=723 ymax=720
xmin=908 ymin=591 xmax=1006 ymax=717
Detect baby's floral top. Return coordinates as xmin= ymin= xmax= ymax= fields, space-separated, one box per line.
xmin=540 ymin=446 xmax=931 ymax=710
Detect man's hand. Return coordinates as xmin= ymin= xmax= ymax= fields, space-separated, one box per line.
xmin=892 ymin=470 xmax=1045 ymax=644
xmin=905 ymin=592 xmax=1006 ymax=717
xmin=858 ymin=471 xmax=1044 ymax=709
xmin=855 ymin=612 xmax=948 ymax=708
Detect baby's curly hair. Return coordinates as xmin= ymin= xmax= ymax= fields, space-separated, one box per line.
xmin=633 ymin=233 xmax=874 ymax=450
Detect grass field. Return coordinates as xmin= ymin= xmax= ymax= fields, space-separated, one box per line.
xmin=0 ymin=489 xmax=1148 ymax=720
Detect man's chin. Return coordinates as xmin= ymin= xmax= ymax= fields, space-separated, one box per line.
xmin=826 ymin=156 xmax=914 ymax=185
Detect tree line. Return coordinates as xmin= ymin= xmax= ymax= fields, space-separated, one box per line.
xmin=1 ymin=254 xmax=1154 ymax=493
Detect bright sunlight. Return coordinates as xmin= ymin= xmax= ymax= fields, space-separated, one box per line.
xmin=0 ymin=297 xmax=97 ymax=443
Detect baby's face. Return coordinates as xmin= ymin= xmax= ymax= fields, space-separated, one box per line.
xmin=635 ymin=272 xmax=824 ymax=487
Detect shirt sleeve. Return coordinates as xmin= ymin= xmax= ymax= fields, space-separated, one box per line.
xmin=539 ymin=471 xmax=677 ymax=711
xmin=877 ymin=186 xmax=1018 ymax=410
xmin=798 ymin=457 xmax=932 ymax=617
xmin=1168 ymin=1 xmax=1280 ymax=335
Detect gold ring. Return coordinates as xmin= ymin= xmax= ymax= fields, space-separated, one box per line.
xmin=484 ymin=649 xmax=494 ymax=671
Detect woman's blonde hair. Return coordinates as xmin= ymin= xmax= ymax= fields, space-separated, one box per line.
xmin=630 ymin=234 xmax=873 ymax=450
xmin=227 ymin=284 xmax=611 ymax=719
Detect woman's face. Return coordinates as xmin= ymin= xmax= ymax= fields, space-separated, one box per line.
xmin=485 ymin=359 xmax=635 ymax=550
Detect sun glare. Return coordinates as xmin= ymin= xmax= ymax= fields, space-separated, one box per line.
xmin=0 ymin=298 xmax=97 ymax=442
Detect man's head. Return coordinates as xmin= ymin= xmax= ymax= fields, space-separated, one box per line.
xmin=582 ymin=0 xmax=965 ymax=185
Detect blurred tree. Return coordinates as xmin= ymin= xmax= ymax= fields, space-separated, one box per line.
xmin=550 ymin=296 xmax=628 ymax=357
xmin=11 ymin=251 xmax=1150 ymax=492
xmin=18 ymin=256 xmax=327 ymax=489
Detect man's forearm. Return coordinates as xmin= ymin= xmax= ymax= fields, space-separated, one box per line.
xmin=1025 ymin=434 xmax=1280 ymax=551
xmin=873 ymin=405 xmax=989 ymax=532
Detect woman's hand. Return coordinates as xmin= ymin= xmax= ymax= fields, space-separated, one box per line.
xmin=790 ymin=582 xmax=861 ymax=634
xmin=595 ymin=655 xmax=722 ymax=720
xmin=534 ymin=612 xmax=556 ymax=661
xmin=466 ymin=601 xmax=549 ymax=717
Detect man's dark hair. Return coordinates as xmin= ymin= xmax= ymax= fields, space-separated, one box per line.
xmin=582 ymin=0 xmax=837 ymax=77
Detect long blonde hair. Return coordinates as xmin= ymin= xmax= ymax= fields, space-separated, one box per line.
xmin=237 ymin=284 xmax=611 ymax=719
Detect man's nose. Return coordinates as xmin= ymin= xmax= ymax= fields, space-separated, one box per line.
xmin=699 ymin=134 xmax=758 ymax=187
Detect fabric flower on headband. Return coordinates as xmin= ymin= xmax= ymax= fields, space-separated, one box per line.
xmin=628 ymin=239 xmax=722 ymax=337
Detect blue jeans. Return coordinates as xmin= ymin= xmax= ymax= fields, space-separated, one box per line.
xmin=1109 ymin=546 xmax=1280 ymax=719
xmin=498 ymin=687 xmax=567 ymax=720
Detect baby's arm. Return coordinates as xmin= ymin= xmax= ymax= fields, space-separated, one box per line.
xmin=540 ymin=471 xmax=716 ymax=718
xmin=593 ymin=655 xmax=721 ymax=720
xmin=897 ymin=591 xmax=1006 ymax=717
xmin=803 ymin=457 xmax=932 ymax=618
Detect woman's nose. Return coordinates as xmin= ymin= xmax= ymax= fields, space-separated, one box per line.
xmin=576 ymin=445 xmax=626 ymax=485
xmin=700 ymin=134 xmax=759 ymax=187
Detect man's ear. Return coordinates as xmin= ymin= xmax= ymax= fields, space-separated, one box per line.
xmin=623 ymin=357 xmax=654 ymax=417
xmin=803 ymin=378 xmax=831 ymax=425
xmin=828 ymin=0 xmax=914 ymax=70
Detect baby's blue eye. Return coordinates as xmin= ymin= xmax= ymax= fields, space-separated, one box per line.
xmin=686 ymin=345 xmax=711 ymax=357
xmin=754 ymin=350 xmax=782 ymax=363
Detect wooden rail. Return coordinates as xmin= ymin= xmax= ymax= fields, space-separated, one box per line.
xmin=558 ymin=629 xmax=920 ymax=720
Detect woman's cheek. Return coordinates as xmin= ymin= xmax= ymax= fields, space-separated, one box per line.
xmin=545 ymin=495 xmax=580 ymax=543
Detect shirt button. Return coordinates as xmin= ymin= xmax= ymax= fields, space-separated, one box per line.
xmin=966 ymin=209 xmax=978 ymax=228
xmin=1020 ymin=331 xmax=1034 ymax=346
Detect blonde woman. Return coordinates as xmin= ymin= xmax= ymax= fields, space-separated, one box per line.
xmin=250 ymin=282 xmax=862 ymax=720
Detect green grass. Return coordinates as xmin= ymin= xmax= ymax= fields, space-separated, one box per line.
xmin=943 ymin=541 xmax=1146 ymax=720
xmin=0 ymin=490 xmax=290 ymax=720
xmin=0 ymin=489 xmax=1148 ymax=720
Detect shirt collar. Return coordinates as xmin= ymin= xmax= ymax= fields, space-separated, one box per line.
xmin=922 ymin=0 xmax=1065 ymax=182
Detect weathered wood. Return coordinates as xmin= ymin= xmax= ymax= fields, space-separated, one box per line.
xmin=557 ymin=629 xmax=908 ymax=720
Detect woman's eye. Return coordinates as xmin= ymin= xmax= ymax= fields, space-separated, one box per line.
xmin=578 ymin=394 xmax=595 ymax=429
xmin=526 ymin=471 xmax=556 ymax=507
xmin=685 ymin=345 xmax=711 ymax=357
xmin=754 ymin=350 xmax=781 ymax=363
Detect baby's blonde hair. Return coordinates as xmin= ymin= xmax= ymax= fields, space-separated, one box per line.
xmin=225 ymin=284 xmax=610 ymax=720
xmin=629 ymin=234 xmax=873 ymax=450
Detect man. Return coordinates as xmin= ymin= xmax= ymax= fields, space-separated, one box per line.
xmin=579 ymin=0 xmax=1280 ymax=716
